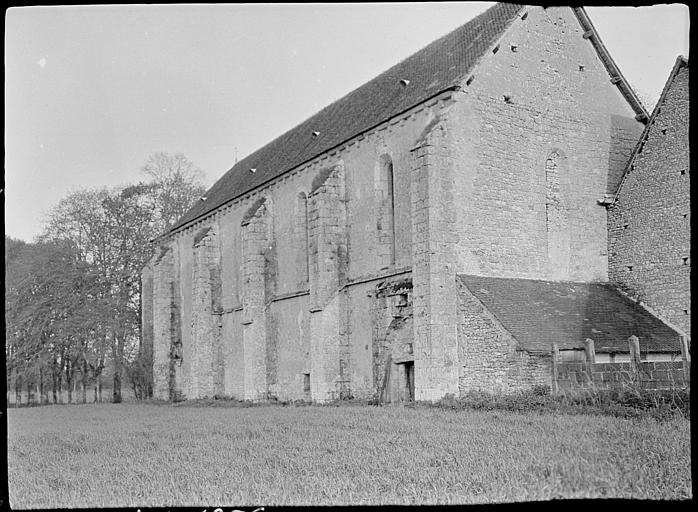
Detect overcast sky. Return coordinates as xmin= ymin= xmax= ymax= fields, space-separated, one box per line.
xmin=4 ymin=3 xmax=690 ymax=242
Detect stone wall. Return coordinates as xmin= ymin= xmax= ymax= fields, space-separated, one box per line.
xmin=151 ymin=245 xmax=183 ymax=400
xmin=410 ymin=112 xmax=460 ymax=401
xmin=457 ymin=279 xmax=549 ymax=393
xmin=308 ymin=162 xmax=348 ymax=402
xmin=241 ymin=197 xmax=274 ymax=400
xmin=555 ymin=361 xmax=689 ymax=392
xmin=369 ymin=277 xmax=414 ymax=402
xmin=608 ymin=62 xmax=690 ymax=336
xmin=190 ymin=225 xmax=223 ymax=398
xmin=140 ymin=262 xmax=154 ymax=397
xmin=146 ymin=5 xmax=656 ymax=403
xmin=448 ymin=6 xmax=644 ymax=281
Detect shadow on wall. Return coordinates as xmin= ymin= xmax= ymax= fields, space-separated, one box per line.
xmin=607 ymin=114 xmax=644 ymax=196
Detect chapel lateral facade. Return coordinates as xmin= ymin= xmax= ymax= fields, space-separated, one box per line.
xmin=142 ymin=4 xmax=688 ymax=403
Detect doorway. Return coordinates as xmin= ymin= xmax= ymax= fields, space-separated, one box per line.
xmin=403 ymin=361 xmax=414 ymax=402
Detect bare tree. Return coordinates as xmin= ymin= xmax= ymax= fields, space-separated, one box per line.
xmin=141 ymin=152 xmax=207 ymax=233
xmin=35 ymin=153 xmax=207 ymax=403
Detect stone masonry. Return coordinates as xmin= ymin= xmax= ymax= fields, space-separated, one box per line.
xmin=142 ymin=6 xmax=685 ymax=402
xmin=608 ymin=58 xmax=690 ymax=337
xmin=241 ymin=197 xmax=274 ymax=400
xmin=308 ymin=162 xmax=348 ymax=401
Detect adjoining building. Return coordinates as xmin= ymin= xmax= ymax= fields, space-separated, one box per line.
xmin=608 ymin=56 xmax=690 ymax=339
xmin=142 ymin=4 xmax=689 ymax=403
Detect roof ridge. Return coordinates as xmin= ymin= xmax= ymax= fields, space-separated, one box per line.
xmin=168 ymin=2 xmax=523 ymax=234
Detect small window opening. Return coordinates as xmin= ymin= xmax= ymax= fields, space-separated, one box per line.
xmin=303 ymin=373 xmax=311 ymax=393
xmin=680 ymin=169 xmax=687 ymax=175
xmin=684 ymin=310 xmax=689 ymax=315
xmin=503 ymin=94 xmax=513 ymax=104
xmin=682 ymin=257 xmax=690 ymax=266
xmin=521 ymin=11 xmax=528 ymax=20
xmin=578 ymin=65 xmax=585 ymax=72
xmin=626 ymin=265 xmax=633 ymax=272
xmin=466 ymin=76 xmax=474 ymax=86
xmin=661 ymin=128 xmax=667 ymax=135
xmin=683 ymin=213 xmax=688 ymax=219
xmin=510 ymin=44 xmax=518 ymax=52
xmin=492 ymin=44 xmax=500 ymax=54
xmin=623 ymin=223 xmax=629 ymax=230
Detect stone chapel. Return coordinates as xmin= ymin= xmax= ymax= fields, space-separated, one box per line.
xmin=141 ymin=4 xmax=689 ymax=403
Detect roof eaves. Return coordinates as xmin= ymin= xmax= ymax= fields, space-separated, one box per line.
xmin=158 ymin=85 xmax=462 ymax=241
xmin=610 ymin=55 xmax=689 ymax=204
xmin=572 ymin=7 xmax=649 ymax=123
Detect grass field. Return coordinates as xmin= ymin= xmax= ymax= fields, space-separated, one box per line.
xmin=7 ymin=402 xmax=692 ymax=507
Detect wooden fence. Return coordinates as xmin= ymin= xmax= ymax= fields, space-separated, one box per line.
xmin=551 ymin=335 xmax=690 ymax=393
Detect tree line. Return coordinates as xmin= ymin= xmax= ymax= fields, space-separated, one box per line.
xmin=5 ymin=153 xmax=207 ymax=405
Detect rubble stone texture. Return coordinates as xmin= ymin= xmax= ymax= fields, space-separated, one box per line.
xmin=608 ymin=59 xmax=690 ymax=337
xmin=142 ymin=6 xmax=687 ymax=402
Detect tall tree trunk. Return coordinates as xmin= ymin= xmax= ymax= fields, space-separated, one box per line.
xmin=98 ymin=374 xmax=103 ymax=403
xmin=81 ymin=359 xmax=88 ymax=404
xmin=112 ymin=335 xmax=124 ymax=404
xmin=39 ymin=366 xmax=47 ymax=405
xmin=52 ymin=358 xmax=59 ymax=404
xmin=113 ymin=370 xmax=122 ymax=403
xmin=15 ymin=375 xmax=21 ymax=406
xmin=27 ymin=381 xmax=33 ymax=405
xmin=66 ymin=360 xmax=73 ymax=404
xmin=58 ymin=368 xmax=63 ymax=404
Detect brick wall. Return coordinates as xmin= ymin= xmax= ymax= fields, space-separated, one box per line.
xmin=608 ymin=63 xmax=690 ymax=336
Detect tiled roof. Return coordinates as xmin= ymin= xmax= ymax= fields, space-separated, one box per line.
xmin=458 ymin=274 xmax=681 ymax=354
xmin=170 ymin=3 xmax=524 ymax=232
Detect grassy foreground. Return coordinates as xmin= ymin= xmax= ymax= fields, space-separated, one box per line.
xmin=7 ymin=402 xmax=692 ymax=507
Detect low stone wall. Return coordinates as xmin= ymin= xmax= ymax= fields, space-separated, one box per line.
xmin=551 ymin=336 xmax=690 ymax=392
xmin=555 ymin=360 xmax=689 ymax=392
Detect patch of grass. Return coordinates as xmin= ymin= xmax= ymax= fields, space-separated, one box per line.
xmin=7 ymin=403 xmax=692 ymax=508
xmin=432 ymin=387 xmax=690 ymax=422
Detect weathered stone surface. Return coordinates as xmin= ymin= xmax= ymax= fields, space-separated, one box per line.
xmin=608 ymin=60 xmax=690 ymax=336
xmin=144 ymin=6 xmax=683 ymax=403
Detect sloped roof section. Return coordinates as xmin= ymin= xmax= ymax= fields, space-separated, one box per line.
xmin=170 ymin=3 xmax=524 ymax=232
xmin=612 ymin=55 xmax=689 ymax=202
xmin=458 ymin=275 xmax=681 ymax=354
xmin=571 ymin=8 xmax=649 ymax=124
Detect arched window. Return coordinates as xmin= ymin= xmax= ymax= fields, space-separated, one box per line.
xmin=545 ymin=150 xmax=569 ymax=278
xmin=545 ymin=151 xmax=562 ymax=238
xmin=375 ymin=154 xmax=396 ymax=268
xmin=296 ymin=192 xmax=310 ymax=285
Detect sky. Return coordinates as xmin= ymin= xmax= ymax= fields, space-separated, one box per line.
xmin=4 ymin=3 xmax=690 ymax=243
